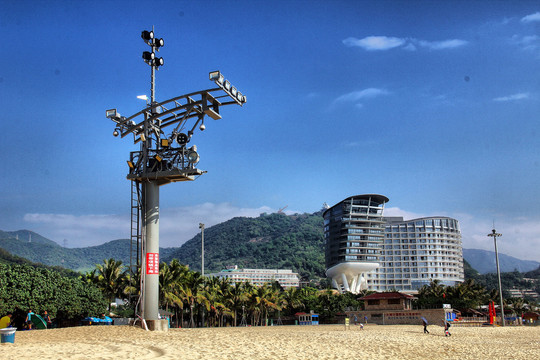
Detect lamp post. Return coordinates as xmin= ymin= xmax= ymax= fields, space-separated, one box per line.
xmin=106 ymin=28 xmax=246 ymax=330
xmin=488 ymin=228 xmax=505 ymax=326
xmin=199 ymin=222 xmax=205 ymax=327
xmin=199 ymin=223 xmax=205 ymax=277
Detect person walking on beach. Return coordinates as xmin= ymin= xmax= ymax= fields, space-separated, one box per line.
xmin=422 ymin=317 xmax=429 ymax=334
xmin=443 ymin=320 xmax=451 ymax=336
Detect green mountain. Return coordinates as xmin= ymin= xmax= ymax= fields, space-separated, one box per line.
xmin=0 ymin=230 xmax=177 ymax=272
xmin=162 ymin=212 xmax=325 ymax=279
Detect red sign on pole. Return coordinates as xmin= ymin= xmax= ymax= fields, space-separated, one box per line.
xmin=146 ymin=252 xmax=159 ymax=275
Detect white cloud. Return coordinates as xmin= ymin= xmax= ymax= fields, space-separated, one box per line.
xmin=23 ymin=203 xmax=278 ymax=248
xmin=417 ymin=39 xmax=468 ymax=50
xmin=343 ymin=36 xmax=406 ymax=51
xmin=383 ymin=207 xmax=426 ymax=220
xmin=493 ymin=92 xmax=530 ymax=102
xmin=335 ymin=88 xmax=390 ymax=103
xmin=521 ymin=12 xmax=540 ymax=23
xmin=456 ymin=213 xmax=540 ymax=262
xmin=511 ymin=34 xmax=540 ymax=51
xmin=343 ymin=36 xmax=468 ymax=51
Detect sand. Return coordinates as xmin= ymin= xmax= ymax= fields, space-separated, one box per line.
xmin=1 ymin=324 xmax=539 ymax=359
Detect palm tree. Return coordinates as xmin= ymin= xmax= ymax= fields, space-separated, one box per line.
xmin=282 ymin=287 xmax=304 ymax=315
xmin=159 ymin=261 xmax=184 ymax=313
xmin=95 ymin=258 xmax=127 ymax=312
xmin=226 ymin=282 xmax=249 ymax=326
xmin=253 ymin=284 xmax=279 ymax=326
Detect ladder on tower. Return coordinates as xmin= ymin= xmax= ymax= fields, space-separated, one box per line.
xmin=130 ymin=180 xmax=142 ymax=283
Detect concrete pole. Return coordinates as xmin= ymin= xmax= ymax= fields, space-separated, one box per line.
xmin=144 ymin=181 xmax=160 ymax=321
xmin=493 ymin=234 xmax=505 ymax=326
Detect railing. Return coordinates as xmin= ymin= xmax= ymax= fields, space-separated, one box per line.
xmin=452 ymin=317 xmax=488 ymax=327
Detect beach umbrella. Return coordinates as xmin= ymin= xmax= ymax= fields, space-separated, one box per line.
xmin=421 ymin=317 xmax=428 ymax=324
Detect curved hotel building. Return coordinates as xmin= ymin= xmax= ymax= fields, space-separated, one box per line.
xmin=368 ymin=216 xmax=464 ymax=291
xmin=324 ymin=194 xmax=464 ymax=293
xmin=323 ymin=194 xmax=389 ymax=294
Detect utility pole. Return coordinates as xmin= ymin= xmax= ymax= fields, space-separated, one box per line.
xmin=488 ymin=228 xmax=505 ymax=326
xmin=106 ymin=28 xmax=246 ymax=331
xmin=199 ymin=222 xmax=205 ymax=327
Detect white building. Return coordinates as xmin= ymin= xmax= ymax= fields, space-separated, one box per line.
xmin=367 ymin=216 xmax=464 ymax=292
xmin=209 ymin=266 xmax=300 ymax=288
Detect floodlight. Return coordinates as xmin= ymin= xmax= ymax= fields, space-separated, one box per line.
xmin=209 ymin=71 xmax=225 ymax=85
xmin=143 ymin=51 xmax=155 ymax=61
xmin=237 ymin=91 xmax=245 ymax=103
xmin=231 ymin=87 xmax=238 ymax=97
xmin=224 ymin=80 xmax=231 ymax=91
xmin=137 ymin=95 xmax=148 ymax=101
xmin=176 ymin=132 xmax=188 ymax=145
xmin=154 ymin=57 xmax=164 ymax=66
xmin=127 ymin=160 xmax=135 ymax=169
xmin=154 ymin=38 xmax=164 ymax=48
xmin=141 ymin=30 xmax=154 ymax=41
xmin=187 ymin=150 xmax=200 ymax=163
xmin=106 ymin=109 xmax=117 ymax=118
xmin=113 ymin=129 xmax=120 ymax=137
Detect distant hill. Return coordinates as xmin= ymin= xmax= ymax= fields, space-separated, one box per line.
xmin=0 ymin=231 xmax=173 ymax=272
xmin=0 ymin=229 xmax=59 ymax=246
xmin=162 ymin=212 xmax=325 ymax=279
xmin=463 ymin=248 xmax=540 ymax=274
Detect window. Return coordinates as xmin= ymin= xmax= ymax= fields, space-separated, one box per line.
xmin=368 ymin=300 xmax=380 ymax=306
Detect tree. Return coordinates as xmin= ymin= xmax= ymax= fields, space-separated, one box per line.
xmin=93 ymin=258 xmax=127 ymax=312
xmin=0 ymin=263 xmax=107 ymax=322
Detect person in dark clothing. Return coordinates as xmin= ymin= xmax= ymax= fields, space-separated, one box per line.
xmin=422 ymin=318 xmax=429 ymax=334
xmin=444 ymin=320 xmax=451 ymax=336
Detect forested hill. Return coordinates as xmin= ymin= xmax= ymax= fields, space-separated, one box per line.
xmin=162 ymin=212 xmax=326 ymax=279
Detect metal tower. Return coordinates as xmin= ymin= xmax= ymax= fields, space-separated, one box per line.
xmin=106 ymin=28 xmax=246 ymax=330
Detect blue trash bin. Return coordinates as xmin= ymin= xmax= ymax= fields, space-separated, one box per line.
xmin=0 ymin=327 xmax=17 ymax=343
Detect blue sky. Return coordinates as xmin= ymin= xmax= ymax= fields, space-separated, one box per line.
xmin=1 ymin=0 xmax=539 ymax=262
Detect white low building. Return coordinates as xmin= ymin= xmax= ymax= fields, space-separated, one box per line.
xmin=209 ymin=266 xmax=300 ymax=288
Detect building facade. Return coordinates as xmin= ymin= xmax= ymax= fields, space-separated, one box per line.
xmin=323 ymin=194 xmax=389 ymax=294
xmin=324 ymin=194 xmax=464 ymax=293
xmin=209 ymin=266 xmax=300 ymax=288
xmin=366 ymin=216 xmax=464 ymax=291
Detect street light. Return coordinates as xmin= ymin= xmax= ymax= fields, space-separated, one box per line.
xmin=199 ymin=223 xmax=205 ymax=277
xmin=199 ymin=222 xmax=205 ymax=328
xmin=488 ymin=228 xmax=505 ymax=326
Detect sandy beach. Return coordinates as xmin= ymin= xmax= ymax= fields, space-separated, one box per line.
xmin=1 ymin=324 xmax=539 ymax=359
